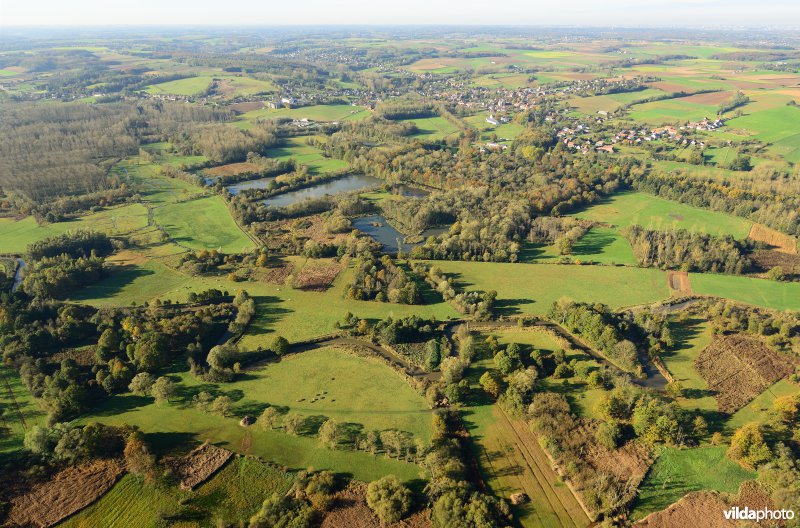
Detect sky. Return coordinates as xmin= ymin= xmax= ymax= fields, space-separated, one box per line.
xmin=0 ymin=0 xmax=798 ymax=28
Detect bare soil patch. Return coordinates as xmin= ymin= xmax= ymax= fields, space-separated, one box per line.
xmin=164 ymin=442 xmax=233 ymax=490
xmin=295 ymin=260 xmax=343 ymax=291
xmin=679 ymin=91 xmax=732 ymax=105
xmin=321 ymin=481 xmax=431 ymax=528
xmin=666 ymin=270 xmax=692 ymax=295
xmin=230 ymin=101 xmax=264 ymax=113
xmin=748 ymin=224 xmax=797 ymax=255
xmin=6 ymin=459 xmax=124 ymax=528
xmin=695 ymin=334 xmax=795 ymax=413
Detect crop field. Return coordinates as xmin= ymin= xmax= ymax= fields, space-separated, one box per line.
xmin=632 ymin=447 xmax=756 ymax=520
xmin=691 ymin=273 xmax=800 ymax=311
xmin=153 ymin=196 xmax=255 ymax=253
xmin=429 ymin=261 xmax=670 ymax=314
xmin=0 ymin=203 xmax=149 ymax=254
xmin=694 ymin=334 xmax=794 ymax=413
xmin=571 ymin=227 xmax=637 ymax=265
xmin=572 ymin=192 xmax=753 ymax=238
xmin=239 ymin=104 xmax=371 ymax=123
xmin=62 ymin=457 xmax=294 ymax=528
xmin=79 ymin=363 xmax=424 ymax=482
xmin=264 ymin=136 xmax=349 ymax=174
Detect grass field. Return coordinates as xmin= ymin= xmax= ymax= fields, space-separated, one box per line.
xmin=572 ymin=192 xmax=753 ymax=238
xmin=232 ymin=347 xmax=432 ymax=441
xmin=0 ymin=366 xmax=46 ymax=458
xmin=429 ymin=261 xmax=670 ymax=315
xmin=632 ymin=447 xmax=755 ymax=519
xmin=571 ymin=227 xmax=637 ymax=265
xmin=153 ymin=196 xmax=255 ymax=253
xmin=71 ymin=260 xmax=459 ymax=343
xmin=144 ymin=76 xmax=214 ymax=96
xmin=727 ymin=379 xmax=800 ymax=432
xmin=0 ymin=204 xmax=149 ymax=255
xmin=660 ymin=319 xmax=717 ymax=412
xmin=405 ymin=116 xmax=462 ymax=140
xmin=239 ymin=104 xmax=370 ymax=124
xmin=61 ymin=456 xmax=294 ymax=528
xmin=726 ymin=105 xmax=800 ymax=163
xmin=78 ymin=351 xmax=425 ymax=482
xmin=691 ymin=273 xmax=800 ymax=311
xmin=265 ymin=136 xmax=349 ymax=174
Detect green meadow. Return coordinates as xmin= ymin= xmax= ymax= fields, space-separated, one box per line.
xmin=571 ymin=227 xmax=637 ymax=265
xmin=691 ymin=273 xmax=800 ymax=311
xmin=429 ymin=261 xmax=670 ymax=315
xmin=153 ymin=196 xmax=255 ymax=253
xmin=62 ymin=457 xmax=294 ymax=528
xmin=660 ymin=319 xmax=717 ymax=412
xmin=265 ymin=136 xmax=349 ymax=174
xmin=77 ymin=349 xmax=425 ymax=482
xmin=240 ymin=104 xmax=370 ymax=123
xmin=406 ymin=116 xmax=462 ymax=140
xmin=0 ymin=204 xmax=149 ymax=254
xmin=632 ymin=447 xmax=755 ymax=519
xmin=572 ymin=192 xmax=753 ymax=238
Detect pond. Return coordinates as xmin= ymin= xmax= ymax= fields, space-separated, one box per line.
xmin=352 ymin=215 xmax=449 ymax=254
xmin=263 ymin=174 xmax=383 ymax=208
xmin=226 ymin=177 xmax=276 ymax=195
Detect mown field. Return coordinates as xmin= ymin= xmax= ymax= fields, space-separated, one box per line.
xmin=570 ymin=227 xmax=637 ymax=265
xmin=727 ymin=378 xmax=800 ymax=432
xmin=691 ymin=273 xmax=800 ymax=311
xmin=78 ymin=349 xmax=425 ymax=482
xmin=61 ymin=456 xmax=294 ymax=528
xmin=572 ymin=192 xmax=753 ymax=238
xmin=0 ymin=366 xmax=46 ymax=457
xmin=660 ymin=319 xmax=718 ymax=412
xmin=632 ymin=447 xmax=755 ymax=519
xmin=429 ymin=261 xmax=670 ymax=315
xmin=404 ymin=116 xmax=461 ymax=140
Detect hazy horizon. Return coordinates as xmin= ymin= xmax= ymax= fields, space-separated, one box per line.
xmin=0 ymin=0 xmax=798 ymax=29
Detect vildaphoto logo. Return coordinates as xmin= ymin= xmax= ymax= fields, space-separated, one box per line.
xmin=723 ymin=506 xmax=795 ymax=521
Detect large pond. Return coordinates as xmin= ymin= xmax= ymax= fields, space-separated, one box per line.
xmin=352 ymin=215 xmax=448 ymax=254
xmin=226 ymin=177 xmax=276 ymax=195
xmin=263 ymin=174 xmax=383 ymax=208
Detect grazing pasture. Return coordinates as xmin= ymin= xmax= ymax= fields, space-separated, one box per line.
xmin=265 ymin=136 xmax=349 ymax=174
xmin=571 ymin=227 xmax=637 ymax=265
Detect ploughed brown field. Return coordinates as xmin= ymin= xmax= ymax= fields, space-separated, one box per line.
xmin=164 ymin=442 xmax=233 ymax=490
xmin=694 ymin=334 xmax=795 ymax=413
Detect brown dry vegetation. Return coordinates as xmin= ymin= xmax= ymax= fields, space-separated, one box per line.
xmin=634 ymin=481 xmax=776 ymax=528
xmin=164 ymin=442 xmax=233 ymax=490
xmin=6 ymin=459 xmax=124 ymax=528
xmin=256 ymin=260 xmax=295 ymax=284
xmin=666 ymin=270 xmax=692 ymax=296
xmin=751 ymin=250 xmax=800 ymax=276
xmin=680 ymin=91 xmax=732 ymax=105
xmin=203 ymin=162 xmax=263 ymax=177
xmin=695 ymin=334 xmax=795 ymax=413
xmin=321 ymin=481 xmax=431 ymax=528
xmin=748 ymin=224 xmax=798 ymax=255
xmin=294 ymin=259 xmax=343 ymax=291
